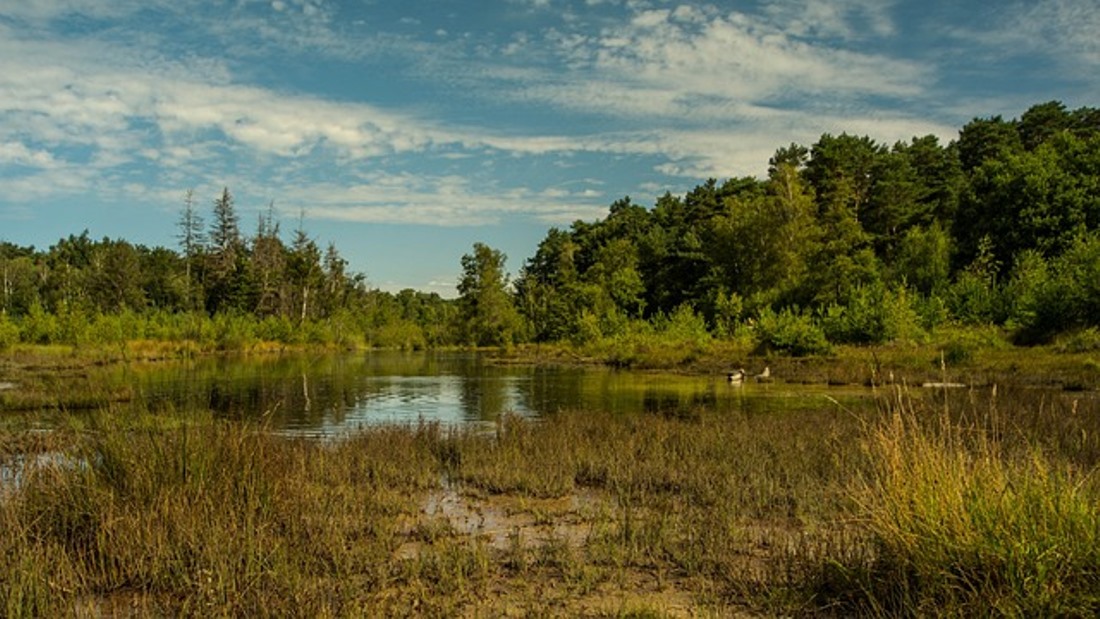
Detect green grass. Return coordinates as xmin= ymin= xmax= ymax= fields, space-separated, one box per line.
xmin=824 ymin=387 xmax=1100 ymax=616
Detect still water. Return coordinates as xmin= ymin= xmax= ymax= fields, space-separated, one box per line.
xmin=101 ymin=351 xmax=871 ymax=435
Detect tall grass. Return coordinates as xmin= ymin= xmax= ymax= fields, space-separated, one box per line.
xmin=0 ymin=412 xmax=443 ymax=615
xmin=824 ymin=387 xmax=1100 ymax=616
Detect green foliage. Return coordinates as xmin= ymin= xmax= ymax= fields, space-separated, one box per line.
xmin=709 ymin=289 xmax=743 ymax=338
xmin=821 ymin=285 xmax=923 ymax=345
xmin=654 ymin=304 xmax=711 ymax=347
xmin=889 ymin=224 xmax=952 ymax=295
xmin=255 ymin=314 xmax=302 ymax=345
xmin=1001 ymin=249 xmax=1049 ymax=329
xmin=4 ymin=101 xmax=1100 ymax=352
xmin=1055 ymin=328 xmax=1100 ymax=354
xmin=0 ymin=313 xmax=18 ymax=351
xmin=1022 ymin=232 xmax=1100 ymax=341
xmin=369 ymin=319 xmax=427 ymax=350
xmin=457 ymin=243 xmax=520 ymax=347
xmin=211 ymin=313 xmax=258 ymax=351
xmin=753 ymin=307 xmax=831 ymax=356
xmin=937 ymin=327 xmax=1010 ymax=365
xmin=913 ymin=294 xmax=950 ymax=331
xmin=570 ymin=309 xmax=603 ymax=347
xmin=20 ymin=303 xmax=59 ymax=345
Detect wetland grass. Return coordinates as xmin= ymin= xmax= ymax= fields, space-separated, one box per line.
xmin=2 ymin=383 xmax=1099 ymax=616
xmin=822 ymin=386 xmax=1100 ymax=616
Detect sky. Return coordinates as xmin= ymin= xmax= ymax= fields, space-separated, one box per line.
xmin=1 ymin=0 xmax=1098 ymax=297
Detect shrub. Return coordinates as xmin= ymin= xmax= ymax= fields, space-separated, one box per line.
xmin=569 ymin=310 xmax=602 ymax=347
xmin=1055 ymin=328 xmax=1100 ymax=353
xmin=821 ymin=285 xmax=923 ymax=345
xmin=913 ymin=294 xmax=949 ymax=331
xmin=655 ymin=304 xmax=711 ymax=348
xmin=753 ymin=307 xmax=831 ymax=356
xmin=19 ymin=303 xmax=59 ymax=345
xmin=938 ymin=327 xmax=1009 ymax=366
xmin=86 ymin=313 xmax=127 ymax=347
xmin=0 ymin=313 xmax=18 ymax=350
xmin=212 ymin=313 xmax=257 ymax=351
xmin=369 ymin=319 xmax=426 ymax=350
xmin=1023 ymin=233 xmax=1100 ymax=341
xmin=256 ymin=314 xmax=301 ymax=344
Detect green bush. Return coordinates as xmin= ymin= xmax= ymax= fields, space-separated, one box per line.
xmin=1055 ymin=328 xmax=1100 ymax=353
xmin=655 ymin=304 xmax=711 ymax=348
xmin=938 ymin=327 xmax=1009 ymax=366
xmin=0 ymin=314 xmax=18 ymax=350
xmin=1023 ymin=233 xmax=1100 ymax=341
xmin=212 ymin=313 xmax=258 ymax=351
xmin=753 ymin=307 xmax=831 ymax=356
xmin=369 ymin=319 xmax=426 ymax=350
xmin=570 ymin=310 xmax=602 ymax=347
xmin=914 ymin=294 xmax=949 ymax=331
xmin=86 ymin=314 xmax=127 ymax=347
xmin=19 ymin=303 xmax=59 ymax=345
xmin=56 ymin=307 xmax=91 ymax=345
xmin=821 ymin=285 xmax=923 ymax=345
xmin=256 ymin=314 xmax=301 ymax=344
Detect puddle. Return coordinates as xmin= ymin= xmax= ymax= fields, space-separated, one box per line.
xmin=0 ymin=451 xmax=79 ymax=498
xmin=396 ymin=482 xmax=609 ymax=559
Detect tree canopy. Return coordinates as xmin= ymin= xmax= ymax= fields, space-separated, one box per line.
xmin=3 ymin=101 xmax=1100 ymax=351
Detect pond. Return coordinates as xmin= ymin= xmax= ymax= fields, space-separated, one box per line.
xmin=83 ymin=351 xmax=877 ymax=435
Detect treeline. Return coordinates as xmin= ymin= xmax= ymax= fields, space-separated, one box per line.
xmin=3 ymin=101 xmax=1099 ymax=355
xmin=458 ymin=101 xmax=1100 ymax=353
xmin=0 ymin=189 xmax=455 ymax=350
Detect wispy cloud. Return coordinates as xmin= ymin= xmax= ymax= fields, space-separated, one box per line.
xmin=0 ymin=142 xmax=57 ymax=168
xmin=280 ymin=174 xmax=607 ymax=227
xmin=1002 ymin=0 xmax=1100 ymax=71
xmin=761 ymin=0 xmax=898 ymax=40
xmin=0 ymin=0 xmax=1073 ymax=235
xmin=0 ymin=0 xmax=150 ymax=22
xmin=540 ymin=5 xmax=925 ymax=113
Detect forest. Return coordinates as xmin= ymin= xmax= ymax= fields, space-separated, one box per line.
xmin=1 ymin=100 xmax=1099 ymax=355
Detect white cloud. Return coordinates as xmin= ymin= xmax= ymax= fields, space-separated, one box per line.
xmin=284 ymin=174 xmax=607 ymax=227
xmin=1003 ymin=0 xmax=1100 ymax=71
xmin=584 ymin=7 xmax=924 ymax=102
xmin=761 ymin=0 xmax=897 ymax=40
xmin=0 ymin=0 xmax=961 ymax=231
xmin=0 ymin=0 xmax=151 ymax=22
xmin=0 ymin=142 xmax=57 ymax=168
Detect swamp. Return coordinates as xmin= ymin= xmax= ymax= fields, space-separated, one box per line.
xmin=2 ymin=348 xmax=1100 ymax=617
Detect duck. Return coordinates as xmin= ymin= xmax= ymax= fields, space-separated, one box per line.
xmin=754 ymin=366 xmax=771 ymax=382
xmin=726 ymin=369 xmax=747 ymax=385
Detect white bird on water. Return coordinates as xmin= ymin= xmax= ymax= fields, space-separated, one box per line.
xmin=754 ymin=366 xmax=771 ymax=382
xmin=726 ymin=369 xmax=747 ymax=385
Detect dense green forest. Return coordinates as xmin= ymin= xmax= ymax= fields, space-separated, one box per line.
xmin=2 ymin=101 xmax=1100 ymax=354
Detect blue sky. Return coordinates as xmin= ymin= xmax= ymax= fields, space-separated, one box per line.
xmin=1 ymin=0 xmax=1098 ymax=296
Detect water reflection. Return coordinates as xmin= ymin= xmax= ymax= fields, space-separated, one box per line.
xmin=114 ymin=351 xmax=874 ymax=434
